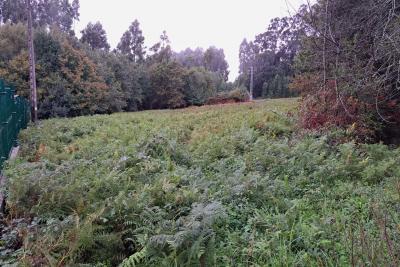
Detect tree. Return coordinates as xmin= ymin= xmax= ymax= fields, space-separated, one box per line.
xmin=237 ymin=14 xmax=304 ymax=99
xmin=203 ymin=46 xmax=229 ymax=81
xmin=0 ymin=0 xmax=28 ymax=26
xmin=183 ymin=67 xmax=218 ymax=105
xmin=0 ymin=0 xmax=80 ymax=34
xmin=160 ymin=30 xmax=170 ymax=49
xmin=238 ymin=39 xmax=257 ymax=75
xmin=0 ymin=51 xmax=31 ymax=99
xmin=85 ymin=47 xmax=147 ymax=112
xmin=55 ymin=37 xmax=110 ymax=116
xmin=117 ymin=19 xmax=145 ymax=63
xmin=174 ymin=48 xmax=205 ymax=69
xmin=0 ymin=25 xmax=116 ymax=118
xmin=147 ymin=31 xmax=173 ymax=64
xmin=146 ymin=61 xmax=186 ymax=109
xmin=0 ymin=0 xmax=80 ymax=121
xmin=292 ymin=0 xmax=400 ymax=142
xmin=0 ymin=23 xmax=27 ymax=61
xmin=37 ymin=0 xmax=80 ymax=34
xmin=80 ymin=22 xmax=110 ymax=51
xmin=174 ymin=46 xmax=231 ymax=91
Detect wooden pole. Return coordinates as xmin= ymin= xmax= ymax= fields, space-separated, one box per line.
xmin=27 ymin=0 xmax=38 ymax=123
xmin=250 ymin=66 xmax=254 ymax=101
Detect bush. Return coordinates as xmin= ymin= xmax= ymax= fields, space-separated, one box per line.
xmin=206 ymin=87 xmax=250 ymax=105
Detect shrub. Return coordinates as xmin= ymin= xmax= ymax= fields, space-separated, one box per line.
xmin=206 ymin=87 xmax=249 ymax=105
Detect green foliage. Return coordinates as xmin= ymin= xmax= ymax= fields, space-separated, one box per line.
xmin=0 ymin=0 xmax=80 ymax=34
xmin=117 ymin=19 xmax=146 ymax=63
xmin=0 ymin=22 xmax=232 ymax=119
xmin=0 ymin=23 xmax=27 ymax=61
xmin=183 ymin=67 xmax=220 ymax=106
xmin=3 ymin=99 xmax=400 ymax=266
xmin=0 ymin=25 xmax=120 ymax=118
xmin=174 ymin=46 xmax=230 ymax=83
xmin=237 ymin=13 xmax=304 ymax=99
xmin=292 ymin=0 xmax=400 ymax=142
xmin=80 ymin=21 xmax=111 ymax=51
xmin=203 ymin=46 xmax=229 ymax=82
xmin=207 ymin=87 xmax=249 ymax=104
xmin=145 ymin=61 xmax=186 ymax=109
xmin=262 ymin=74 xmax=291 ymax=98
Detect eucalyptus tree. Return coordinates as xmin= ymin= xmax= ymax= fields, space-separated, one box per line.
xmin=117 ymin=19 xmax=146 ymax=63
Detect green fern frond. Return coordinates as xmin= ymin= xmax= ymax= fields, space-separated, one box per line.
xmin=119 ymin=247 xmax=148 ymax=267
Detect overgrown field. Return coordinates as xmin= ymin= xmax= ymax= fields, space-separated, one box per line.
xmin=2 ymin=99 xmax=400 ymax=266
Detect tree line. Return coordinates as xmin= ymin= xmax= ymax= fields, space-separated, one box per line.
xmin=0 ymin=0 xmax=233 ymax=119
xmin=239 ymin=0 xmax=400 ymax=142
xmin=2 ymin=0 xmax=397 ymax=142
xmin=236 ymin=11 xmax=304 ymax=99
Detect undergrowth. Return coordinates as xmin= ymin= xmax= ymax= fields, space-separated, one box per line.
xmin=1 ymin=98 xmax=400 ymax=266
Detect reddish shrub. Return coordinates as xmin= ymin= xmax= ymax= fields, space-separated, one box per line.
xmin=292 ymin=75 xmax=376 ymax=141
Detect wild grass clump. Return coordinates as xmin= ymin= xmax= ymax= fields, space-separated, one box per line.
xmin=2 ymin=98 xmax=400 ymax=266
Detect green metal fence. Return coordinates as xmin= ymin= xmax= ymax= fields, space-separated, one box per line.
xmin=0 ymin=79 xmax=30 ymax=170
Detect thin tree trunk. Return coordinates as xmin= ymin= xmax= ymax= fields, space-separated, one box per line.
xmin=322 ymin=0 xmax=329 ymax=89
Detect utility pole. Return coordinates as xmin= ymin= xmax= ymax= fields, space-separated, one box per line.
xmin=26 ymin=0 xmax=38 ymax=123
xmin=249 ymin=66 xmax=254 ymax=101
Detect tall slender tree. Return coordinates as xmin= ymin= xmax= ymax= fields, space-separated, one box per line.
xmin=117 ymin=19 xmax=145 ymax=63
xmin=147 ymin=31 xmax=172 ymax=63
xmin=160 ymin=30 xmax=170 ymax=49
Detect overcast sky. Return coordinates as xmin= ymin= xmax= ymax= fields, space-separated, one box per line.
xmin=74 ymin=0 xmax=306 ymax=81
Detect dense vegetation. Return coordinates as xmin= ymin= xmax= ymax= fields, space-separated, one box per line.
xmin=237 ymin=0 xmax=400 ymax=142
xmin=2 ymin=99 xmax=400 ymax=266
xmin=0 ymin=0 xmax=236 ymax=119
xmin=0 ymin=22 xmax=235 ymax=118
xmin=1 ymin=0 xmax=399 ymax=141
xmin=292 ymin=0 xmax=400 ymax=142
xmin=1 ymin=0 xmax=400 ymax=266
xmin=238 ymin=13 xmax=303 ymax=99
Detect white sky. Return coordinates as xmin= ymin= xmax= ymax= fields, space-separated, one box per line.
xmin=75 ymin=0 xmax=306 ymax=81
